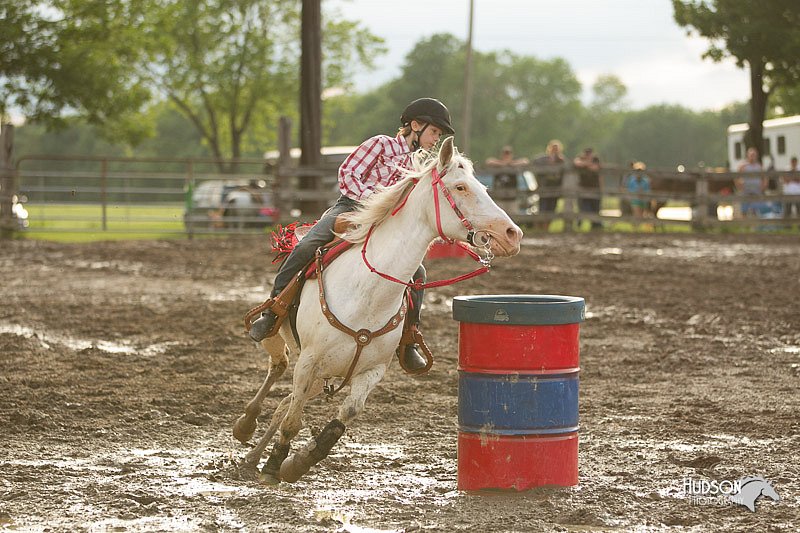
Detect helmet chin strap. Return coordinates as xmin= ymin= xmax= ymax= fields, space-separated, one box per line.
xmin=410 ymin=123 xmax=430 ymax=151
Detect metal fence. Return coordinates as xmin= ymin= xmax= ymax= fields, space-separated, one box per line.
xmin=13 ymin=155 xmax=285 ymax=236
xmin=4 ymin=153 xmax=800 ymax=238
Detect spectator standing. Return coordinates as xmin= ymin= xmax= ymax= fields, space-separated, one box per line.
xmin=486 ymin=146 xmax=529 ymax=215
xmin=574 ymin=147 xmax=602 ymax=230
xmin=736 ymin=147 xmax=766 ymax=218
xmin=532 ymin=140 xmax=565 ymax=231
xmin=782 ymin=155 xmax=800 ymax=218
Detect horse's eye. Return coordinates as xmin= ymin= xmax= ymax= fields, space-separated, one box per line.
xmin=456 ymin=185 xmax=466 ymax=192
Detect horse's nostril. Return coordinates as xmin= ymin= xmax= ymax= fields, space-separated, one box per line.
xmin=507 ymin=227 xmax=521 ymax=241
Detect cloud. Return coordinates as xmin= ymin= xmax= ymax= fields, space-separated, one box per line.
xmin=578 ymin=36 xmax=749 ymax=111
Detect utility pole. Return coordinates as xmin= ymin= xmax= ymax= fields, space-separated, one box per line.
xmin=461 ymin=0 xmax=475 ymax=155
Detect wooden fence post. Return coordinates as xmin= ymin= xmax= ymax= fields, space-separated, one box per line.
xmin=694 ymin=170 xmax=709 ymax=230
xmin=185 ymin=160 xmax=195 ymax=239
xmin=561 ymin=164 xmax=578 ymax=233
xmin=0 ymin=124 xmax=15 ymax=239
xmin=100 ymin=158 xmax=108 ymax=231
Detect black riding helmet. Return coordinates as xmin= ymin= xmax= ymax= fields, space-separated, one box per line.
xmin=400 ymin=98 xmax=455 ymax=135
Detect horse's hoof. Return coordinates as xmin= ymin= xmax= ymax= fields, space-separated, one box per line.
xmin=279 ymin=453 xmax=310 ymax=483
xmin=233 ymin=415 xmax=257 ymax=443
xmin=259 ymin=471 xmax=281 ymax=485
xmin=236 ymin=463 xmax=260 ymax=482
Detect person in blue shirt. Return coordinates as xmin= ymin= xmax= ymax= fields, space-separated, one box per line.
xmin=624 ymin=161 xmax=651 ymax=218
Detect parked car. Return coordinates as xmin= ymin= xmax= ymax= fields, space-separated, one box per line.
xmin=476 ymin=171 xmax=537 ymax=215
xmin=184 ymin=179 xmax=279 ymax=230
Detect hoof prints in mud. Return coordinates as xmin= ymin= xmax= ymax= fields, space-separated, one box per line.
xmin=0 ymin=233 xmax=797 ymax=531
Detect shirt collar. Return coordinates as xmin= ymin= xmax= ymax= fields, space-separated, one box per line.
xmin=394 ymin=133 xmax=412 ymax=155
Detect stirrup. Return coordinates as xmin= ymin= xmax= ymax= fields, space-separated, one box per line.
xmin=249 ymin=311 xmax=278 ymax=342
xmin=397 ymin=326 xmax=433 ymax=375
xmin=401 ymin=344 xmax=427 ymax=371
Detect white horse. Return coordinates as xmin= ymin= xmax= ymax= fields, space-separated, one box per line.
xmin=234 ymin=137 xmax=523 ymax=484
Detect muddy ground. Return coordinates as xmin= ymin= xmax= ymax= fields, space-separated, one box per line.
xmin=1 ymin=232 xmax=798 ymax=532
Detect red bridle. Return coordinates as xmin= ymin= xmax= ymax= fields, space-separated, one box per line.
xmin=430 ymin=167 xmax=476 ymax=245
xmin=360 ymin=166 xmax=492 ymax=290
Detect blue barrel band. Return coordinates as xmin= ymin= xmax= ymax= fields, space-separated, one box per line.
xmin=452 ymin=295 xmax=585 ymax=325
xmin=458 ymin=372 xmax=579 ymax=435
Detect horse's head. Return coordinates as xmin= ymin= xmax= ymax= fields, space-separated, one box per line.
xmin=425 ymin=137 xmax=522 ymax=257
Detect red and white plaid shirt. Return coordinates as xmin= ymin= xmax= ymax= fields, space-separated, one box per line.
xmin=338 ymin=134 xmax=412 ymax=201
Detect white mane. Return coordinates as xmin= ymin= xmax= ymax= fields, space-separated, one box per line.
xmin=339 ymin=146 xmax=472 ymax=243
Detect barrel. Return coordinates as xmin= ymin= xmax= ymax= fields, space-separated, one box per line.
xmin=452 ymin=294 xmax=585 ymax=491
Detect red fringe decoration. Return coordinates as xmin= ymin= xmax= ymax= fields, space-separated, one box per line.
xmin=270 ymin=222 xmax=315 ymax=263
xmin=270 ymin=222 xmax=298 ymax=264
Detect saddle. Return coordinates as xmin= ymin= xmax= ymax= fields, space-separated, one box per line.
xmin=242 ymin=218 xmax=432 ymax=375
xmin=241 ymin=235 xmax=350 ymax=341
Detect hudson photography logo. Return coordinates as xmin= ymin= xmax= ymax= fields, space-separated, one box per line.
xmin=683 ymin=476 xmax=781 ymax=512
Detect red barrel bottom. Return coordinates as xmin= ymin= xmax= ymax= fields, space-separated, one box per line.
xmin=457 ymin=432 xmax=578 ymax=490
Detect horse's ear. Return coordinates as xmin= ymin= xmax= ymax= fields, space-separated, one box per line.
xmin=438 ymin=136 xmax=454 ymax=169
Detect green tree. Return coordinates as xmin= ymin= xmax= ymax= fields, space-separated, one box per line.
xmin=14 ymin=120 xmax=128 ymax=158
xmin=770 ymin=85 xmax=800 ymax=116
xmin=609 ymin=105 xmax=728 ymax=169
xmin=673 ymin=0 xmax=800 ymax=158
xmin=135 ymin=0 xmax=384 ymax=168
xmin=496 ymin=55 xmax=583 ymax=160
xmin=2 ymin=1 xmax=384 ymax=168
xmin=572 ymin=74 xmax=630 ymax=163
xmin=1 ymin=0 xmax=151 ymax=140
xmin=591 ymin=74 xmax=629 ymax=113
xmin=324 ymin=34 xmax=583 ymax=164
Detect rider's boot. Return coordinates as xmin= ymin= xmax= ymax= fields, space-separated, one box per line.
xmin=401 ymin=343 xmax=427 ymax=371
xmin=249 ymin=310 xmax=278 ymax=342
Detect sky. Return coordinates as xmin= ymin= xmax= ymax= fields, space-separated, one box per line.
xmin=328 ymin=0 xmax=751 ymax=112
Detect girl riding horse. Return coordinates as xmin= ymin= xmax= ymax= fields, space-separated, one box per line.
xmin=249 ymin=98 xmax=455 ymax=372
xmin=235 ymin=136 xmax=523 ymax=484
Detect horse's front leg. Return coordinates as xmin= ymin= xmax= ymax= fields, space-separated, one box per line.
xmin=233 ymin=336 xmax=290 ymax=443
xmin=279 ymin=364 xmax=387 ymax=483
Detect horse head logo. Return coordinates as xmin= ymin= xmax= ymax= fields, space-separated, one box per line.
xmin=728 ymin=476 xmax=780 ymax=512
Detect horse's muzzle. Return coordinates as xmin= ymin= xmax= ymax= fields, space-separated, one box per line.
xmin=487 ymin=224 xmax=523 ymax=257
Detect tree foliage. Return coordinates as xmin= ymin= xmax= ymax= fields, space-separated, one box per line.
xmin=324 ymin=33 xmax=584 ymax=164
xmin=2 ymin=0 xmax=385 ymax=168
xmin=1 ymin=0 xmax=152 ymax=141
xmin=11 ymin=24 xmax=753 ymax=171
xmin=323 ymin=32 xmax=746 ymax=169
xmin=672 ymin=0 xmax=800 ymax=158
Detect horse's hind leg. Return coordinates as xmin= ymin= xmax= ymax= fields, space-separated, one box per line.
xmin=233 ymin=336 xmax=289 ymax=443
xmin=280 ymin=365 xmax=386 ymax=483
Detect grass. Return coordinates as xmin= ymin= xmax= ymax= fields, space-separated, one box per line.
xmin=23 ymin=203 xmax=202 ymax=242
xmin=15 ymin=201 xmax=797 ymax=243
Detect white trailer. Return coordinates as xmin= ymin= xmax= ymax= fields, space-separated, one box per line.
xmin=727 ymin=115 xmax=800 ymax=171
